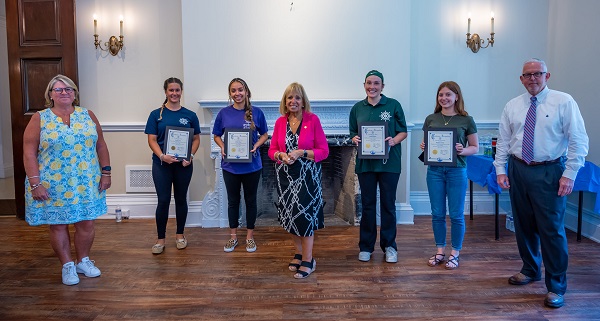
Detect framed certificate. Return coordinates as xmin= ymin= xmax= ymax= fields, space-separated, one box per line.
xmin=358 ymin=122 xmax=389 ymax=159
xmin=424 ymin=127 xmax=457 ymax=166
xmin=163 ymin=126 xmax=194 ymax=162
xmin=224 ymin=128 xmax=252 ymax=163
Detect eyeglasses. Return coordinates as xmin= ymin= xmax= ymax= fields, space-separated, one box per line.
xmin=521 ymin=72 xmax=547 ymax=79
xmin=51 ymin=87 xmax=75 ymax=94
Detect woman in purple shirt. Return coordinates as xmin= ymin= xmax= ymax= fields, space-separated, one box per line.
xmin=212 ymin=78 xmax=269 ymax=253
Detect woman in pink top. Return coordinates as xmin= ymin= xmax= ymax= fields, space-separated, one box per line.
xmin=268 ymin=82 xmax=329 ymax=279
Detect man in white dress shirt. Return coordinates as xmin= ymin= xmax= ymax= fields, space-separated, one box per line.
xmin=494 ymin=58 xmax=589 ymax=308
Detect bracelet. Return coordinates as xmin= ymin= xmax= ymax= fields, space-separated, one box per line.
xmin=30 ymin=183 xmax=42 ymax=191
xmin=274 ymin=152 xmax=280 ymax=160
xmin=28 ymin=175 xmax=40 ymax=180
xmin=159 ymin=153 xmax=164 ymax=165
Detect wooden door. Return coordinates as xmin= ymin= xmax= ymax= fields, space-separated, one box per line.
xmin=5 ymin=0 xmax=78 ymax=218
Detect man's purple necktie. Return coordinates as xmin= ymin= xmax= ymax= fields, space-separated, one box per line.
xmin=522 ymin=96 xmax=537 ymax=164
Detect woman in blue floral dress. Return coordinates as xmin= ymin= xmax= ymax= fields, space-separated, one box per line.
xmin=23 ymin=74 xmax=111 ymax=286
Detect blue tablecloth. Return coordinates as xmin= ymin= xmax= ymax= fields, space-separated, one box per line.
xmin=466 ymin=155 xmax=501 ymax=194
xmin=467 ymin=156 xmax=600 ymax=213
xmin=573 ymin=161 xmax=600 ymax=213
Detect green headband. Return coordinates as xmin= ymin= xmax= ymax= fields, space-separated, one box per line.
xmin=365 ymin=70 xmax=384 ymax=84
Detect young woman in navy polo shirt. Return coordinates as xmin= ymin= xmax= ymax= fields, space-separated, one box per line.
xmin=145 ymin=77 xmax=200 ymax=254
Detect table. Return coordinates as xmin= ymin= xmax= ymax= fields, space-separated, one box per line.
xmin=572 ymin=161 xmax=600 ymax=242
xmin=467 ymin=156 xmax=600 ymax=242
xmin=466 ymin=155 xmax=501 ymax=240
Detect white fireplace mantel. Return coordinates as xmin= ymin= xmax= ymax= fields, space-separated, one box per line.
xmin=199 ymin=99 xmax=414 ymax=228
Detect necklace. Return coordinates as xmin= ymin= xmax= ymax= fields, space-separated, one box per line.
xmin=441 ymin=114 xmax=455 ymax=126
xmin=288 ymin=116 xmax=301 ymax=127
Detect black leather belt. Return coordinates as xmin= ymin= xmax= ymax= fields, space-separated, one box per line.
xmin=512 ymin=155 xmax=562 ymax=166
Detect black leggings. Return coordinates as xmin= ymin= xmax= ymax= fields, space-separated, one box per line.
xmin=152 ymin=161 xmax=193 ymax=239
xmin=222 ymin=169 xmax=261 ymax=230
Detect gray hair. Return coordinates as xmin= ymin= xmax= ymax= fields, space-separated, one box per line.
xmin=523 ymin=58 xmax=548 ymax=72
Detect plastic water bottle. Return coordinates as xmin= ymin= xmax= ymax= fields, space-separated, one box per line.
xmin=115 ymin=205 xmax=122 ymax=222
xmin=480 ymin=135 xmax=492 ymax=157
xmin=505 ymin=214 xmax=515 ymax=232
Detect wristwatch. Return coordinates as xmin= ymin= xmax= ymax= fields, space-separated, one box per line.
xmin=303 ymin=150 xmax=308 ymax=158
xmin=101 ymin=166 xmax=112 ymax=172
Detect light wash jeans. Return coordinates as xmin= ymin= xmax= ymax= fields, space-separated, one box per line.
xmin=426 ymin=166 xmax=467 ymax=251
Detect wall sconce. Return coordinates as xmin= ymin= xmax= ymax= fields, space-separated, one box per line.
xmin=93 ymin=14 xmax=124 ymax=56
xmin=466 ymin=12 xmax=495 ymax=53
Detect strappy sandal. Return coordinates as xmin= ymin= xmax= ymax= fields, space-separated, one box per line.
xmin=427 ymin=253 xmax=445 ymax=267
xmin=288 ymin=254 xmax=302 ymax=272
xmin=445 ymin=255 xmax=460 ymax=270
xmin=294 ymin=259 xmax=316 ymax=279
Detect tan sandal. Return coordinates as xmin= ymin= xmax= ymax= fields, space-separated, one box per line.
xmin=152 ymin=243 xmax=165 ymax=254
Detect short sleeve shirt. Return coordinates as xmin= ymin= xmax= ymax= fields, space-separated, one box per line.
xmin=144 ymin=106 xmax=201 ymax=163
xmin=422 ymin=113 xmax=477 ymax=168
xmin=349 ymin=95 xmax=408 ymax=174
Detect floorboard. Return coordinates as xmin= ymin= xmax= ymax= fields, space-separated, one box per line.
xmin=0 ymin=215 xmax=599 ymax=321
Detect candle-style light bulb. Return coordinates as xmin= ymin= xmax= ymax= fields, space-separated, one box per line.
xmin=467 ymin=12 xmax=471 ymax=34
xmin=491 ymin=11 xmax=495 ymax=33
xmin=119 ymin=15 xmax=123 ymax=37
xmin=93 ymin=14 xmax=97 ymax=35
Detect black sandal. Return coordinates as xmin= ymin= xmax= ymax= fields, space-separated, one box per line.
xmin=427 ymin=253 xmax=445 ymax=267
xmin=445 ymin=255 xmax=460 ymax=270
xmin=294 ymin=259 xmax=316 ymax=279
xmin=288 ymin=254 xmax=302 ymax=272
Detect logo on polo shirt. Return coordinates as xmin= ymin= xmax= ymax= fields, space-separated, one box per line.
xmin=380 ymin=111 xmax=392 ymax=121
xmin=179 ymin=118 xmax=189 ymax=125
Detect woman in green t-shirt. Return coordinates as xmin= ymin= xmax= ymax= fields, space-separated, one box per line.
xmin=421 ymin=81 xmax=479 ymax=270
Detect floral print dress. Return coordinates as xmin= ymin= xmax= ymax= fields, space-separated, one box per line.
xmin=25 ymin=107 xmax=107 ymax=225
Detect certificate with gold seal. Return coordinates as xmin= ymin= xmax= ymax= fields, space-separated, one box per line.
xmin=424 ymin=127 xmax=457 ymax=166
xmin=163 ymin=126 xmax=194 ymax=161
xmin=358 ymin=122 xmax=389 ymax=159
xmin=224 ymin=128 xmax=252 ymax=163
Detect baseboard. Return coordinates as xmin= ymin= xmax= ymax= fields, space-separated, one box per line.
xmin=410 ymin=191 xmax=600 ymax=243
xmin=0 ymin=163 xmax=13 ymax=178
xmin=98 ymin=194 xmax=203 ymax=227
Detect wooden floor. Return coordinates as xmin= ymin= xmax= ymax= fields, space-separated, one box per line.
xmin=1 ymin=215 xmax=599 ymax=321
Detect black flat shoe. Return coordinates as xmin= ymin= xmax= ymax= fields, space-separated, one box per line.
xmin=288 ymin=254 xmax=302 ymax=272
xmin=544 ymin=292 xmax=564 ymax=308
xmin=294 ymin=259 xmax=316 ymax=279
xmin=427 ymin=253 xmax=445 ymax=267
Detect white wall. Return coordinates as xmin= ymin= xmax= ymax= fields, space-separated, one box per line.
xmin=181 ymin=0 xmax=412 ymax=124
xmin=548 ymin=0 xmax=600 ymax=213
xmin=76 ymin=0 xmax=184 ymax=123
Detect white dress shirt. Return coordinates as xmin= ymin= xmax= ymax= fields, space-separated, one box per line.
xmin=494 ymin=86 xmax=589 ymax=180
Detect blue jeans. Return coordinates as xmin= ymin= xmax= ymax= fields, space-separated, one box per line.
xmin=426 ymin=166 xmax=467 ymax=251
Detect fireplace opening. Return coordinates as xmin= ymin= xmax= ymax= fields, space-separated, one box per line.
xmin=250 ymin=144 xmax=358 ymax=226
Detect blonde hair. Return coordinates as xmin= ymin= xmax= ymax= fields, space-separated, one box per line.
xmin=279 ymin=82 xmax=311 ymax=115
xmin=44 ymin=74 xmax=79 ymax=108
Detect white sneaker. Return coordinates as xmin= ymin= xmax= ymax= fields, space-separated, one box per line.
xmin=62 ymin=262 xmax=79 ymax=285
xmin=385 ymin=247 xmax=398 ymax=263
xmin=76 ymin=257 xmax=101 ymax=277
xmin=358 ymin=251 xmax=372 ymax=262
